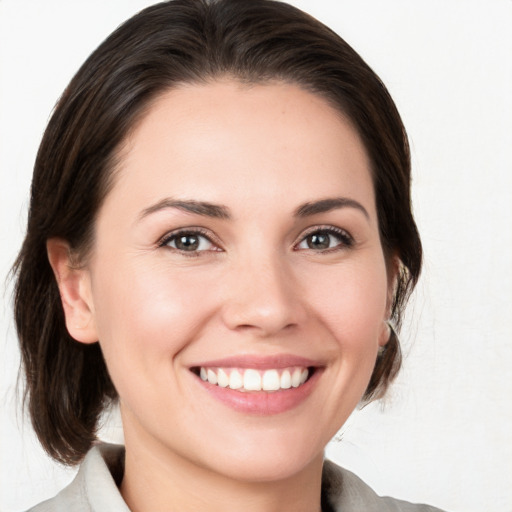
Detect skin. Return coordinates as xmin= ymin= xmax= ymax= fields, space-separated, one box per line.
xmin=48 ymin=80 xmax=395 ymax=512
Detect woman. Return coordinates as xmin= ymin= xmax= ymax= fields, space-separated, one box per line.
xmin=12 ymin=0 xmax=441 ymax=510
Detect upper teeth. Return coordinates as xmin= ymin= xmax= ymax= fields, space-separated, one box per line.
xmin=199 ymin=367 xmax=309 ymax=392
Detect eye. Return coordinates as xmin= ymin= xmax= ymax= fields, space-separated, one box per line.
xmin=296 ymin=227 xmax=354 ymax=252
xmin=159 ymin=229 xmax=219 ymax=254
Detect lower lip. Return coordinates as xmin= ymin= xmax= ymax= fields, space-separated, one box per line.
xmin=193 ymin=369 xmax=321 ymax=415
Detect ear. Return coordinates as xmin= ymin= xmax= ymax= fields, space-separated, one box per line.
xmin=379 ymin=253 xmax=401 ymax=347
xmin=47 ymin=238 xmax=98 ymax=344
xmin=385 ymin=254 xmax=400 ymax=315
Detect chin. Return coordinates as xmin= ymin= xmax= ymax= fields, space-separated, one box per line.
xmin=192 ymin=422 xmax=329 ymax=484
xmin=212 ymin=448 xmax=324 ymax=484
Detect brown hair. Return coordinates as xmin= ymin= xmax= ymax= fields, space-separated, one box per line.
xmin=13 ymin=0 xmax=422 ymax=465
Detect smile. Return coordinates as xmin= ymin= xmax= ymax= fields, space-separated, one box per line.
xmin=190 ymin=357 xmax=321 ymax=415
xmin=198 ymin=366 xmax=310 ymax=392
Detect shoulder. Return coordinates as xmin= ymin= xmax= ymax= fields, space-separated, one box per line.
xmin=25 ymin=444 xmax=129 ymax=512
xmin=322 ymin=459 xmax=446 ymax=512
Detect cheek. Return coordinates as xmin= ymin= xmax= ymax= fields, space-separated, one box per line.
xmin=90 ymin=260 xmax=217 ymax=377
xmin=302 ymin=257 xmax=389 ymax=343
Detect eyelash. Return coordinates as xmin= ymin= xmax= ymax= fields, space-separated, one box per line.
xmin=294 ymin=226 xmax=354 ymax=253
xmin=157 ymin=225 xmax=354 ymax=256
xmin=158 ymin=228 xmax=221 ymax=257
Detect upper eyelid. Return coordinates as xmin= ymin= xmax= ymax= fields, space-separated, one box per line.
xmin=297 ymin=224 xmax=353 ymax=240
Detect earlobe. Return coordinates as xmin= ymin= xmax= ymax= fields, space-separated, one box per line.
xmin=378 ymin=319 xmax=392 ymax=348
xmin=46 ymin=238 xmax=98 ymax=344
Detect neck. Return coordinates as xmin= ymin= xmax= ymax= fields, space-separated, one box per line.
xmin=120 ymin=430 xmax=324 ymax=512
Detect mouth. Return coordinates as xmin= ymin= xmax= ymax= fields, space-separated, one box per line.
xmin=191 ymin=366 xmax=315 ymax=392
xmin=189 ymin=356 xmax=322 ymax=415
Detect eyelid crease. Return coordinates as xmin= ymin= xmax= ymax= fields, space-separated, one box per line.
xmin=298 ymin=224 xmax=354 ymax=241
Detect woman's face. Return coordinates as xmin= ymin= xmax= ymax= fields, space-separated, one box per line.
xmin=76 ymin=80 xmax=393 ymax=482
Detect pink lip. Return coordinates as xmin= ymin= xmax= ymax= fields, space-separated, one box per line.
xmin=189 ymin=354 xmax=322 ymax=370
xmin=189 ymin=354 xmax=324 ymax=415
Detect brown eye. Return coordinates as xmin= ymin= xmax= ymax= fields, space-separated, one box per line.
xmin=306 ymin=233 xmax=330 ymax=250
xmin=296 ymin=228 xmax=354 ymax=252
xmin=175 ymin=234 xmax=200 ymax=251
xmin=162 ymin=230 xmax=217 ymax=253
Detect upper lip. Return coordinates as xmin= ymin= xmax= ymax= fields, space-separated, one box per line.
xmin=189 ymin=354 xmax=323 ymax=370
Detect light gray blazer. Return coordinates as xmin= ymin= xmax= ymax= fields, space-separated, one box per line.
xmin=27 ymin=443 xmax=445 ymax=512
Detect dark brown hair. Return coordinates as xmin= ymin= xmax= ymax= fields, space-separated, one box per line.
xmin=13 ymin=0 xmax=422 ymax=465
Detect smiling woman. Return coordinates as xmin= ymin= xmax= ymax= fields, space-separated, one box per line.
xmin=10 ymin=1 xmax=442 ymax=511
xmin=49 ymin=81 xmax=393 ymax=491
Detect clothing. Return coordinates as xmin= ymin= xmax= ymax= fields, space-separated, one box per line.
xmin=27 ymin=443 xmax=444 ymax=512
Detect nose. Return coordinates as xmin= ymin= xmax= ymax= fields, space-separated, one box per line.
xmin=220 ymin=253 xmax=305 ymax=337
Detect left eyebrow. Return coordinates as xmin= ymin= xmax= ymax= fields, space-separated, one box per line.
xmin=294 ymin=197 xmax=370 ymax=219
xmin=139 ymin=198 xmax=231 ymax=221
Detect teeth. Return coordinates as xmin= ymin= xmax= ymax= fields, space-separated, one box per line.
xmin=217 ymin=368 xmax=229 ymax=388
xmin=207 ymin=369 xmax=218 ymax=385
xmin=291 ymin=368 xmax=302 ymax=388
xmin=243 ymin=369 xmax=262 ymax=391
xmin=280 ymin=370 xmax=291 ymax=389
xmin=262 ymin=369 xmax=280 ymax=391
xmin=199 ymin=366 xmax=310 ymax=392
xmin=229 ymin=369 xmax=243 ymax=389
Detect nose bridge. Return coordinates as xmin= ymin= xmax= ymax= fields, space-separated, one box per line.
xmin=220 ymin=248 xmax=303 ymax=335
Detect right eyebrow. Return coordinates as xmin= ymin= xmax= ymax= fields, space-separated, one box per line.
xmin=138 ymin=198 xmax=231 ymax=221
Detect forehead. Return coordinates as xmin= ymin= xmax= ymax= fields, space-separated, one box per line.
xmin=107 ymin=80 xmax=375 ymax=219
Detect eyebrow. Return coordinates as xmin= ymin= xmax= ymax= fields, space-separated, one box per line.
xmin=294 ymin=197 xmax=369 ymax=219
xmin=139 ymin=196 xmax=369 ymax=222
xmin=139 ymin=199 xmax=231 ymax=220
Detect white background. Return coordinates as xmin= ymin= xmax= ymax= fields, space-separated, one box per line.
xmin=1 ymin=1 xmax=511 ymax=511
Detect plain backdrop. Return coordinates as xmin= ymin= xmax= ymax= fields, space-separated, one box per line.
xmin=1 ymin=1 xmax=511 ymax=511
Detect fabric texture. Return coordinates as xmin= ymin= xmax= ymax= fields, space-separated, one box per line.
xmin=26 ymin=443 xmax=444 ymax=512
